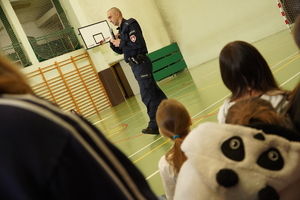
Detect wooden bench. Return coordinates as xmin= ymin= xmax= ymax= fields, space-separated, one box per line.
xmin=148 ymin=42 xmax=187 ymax=81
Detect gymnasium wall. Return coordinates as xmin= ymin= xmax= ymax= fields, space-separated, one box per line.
xmin=154 ymin=0 xmax=288 ymax=68
xmin=67 ymin=0 xmax=287 ymax=69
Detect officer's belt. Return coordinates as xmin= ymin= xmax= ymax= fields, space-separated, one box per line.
xmin=128 ymin=54 xmax=146 ymax=67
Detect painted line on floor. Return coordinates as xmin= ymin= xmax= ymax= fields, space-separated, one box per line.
xmin=106 ymin=124 xmax=128 ymax=139
xmin=100 ymin=110 xmax=145 ymax=133
xmin=192 ymin=112 xmax=218 ymax=125
xmin=92 ymin=116 xmax=111 ymax=125
xmin=132 ymin=138 xmax=170 ymax=164
xmin=146 ymin=170 xmax=159 ymax=180
xmin=127 ymin=136 xmax=164 ymax=158
xmin=112 ymin=134 xmax=144 ymax=144
xmin=263 ymin=40 xmax=295 ymax=54
xmin=273 ymin=54 xmax=300 ymax=74
xmin=192 ymin=112 xmax=218 ymax=121
xmin=191 ymin=93 xmax=230 ymax=119
xmin=270 ymin=51 xmax=299 ymax=70
xmin=175 ymin=82 xmax=222 ymax=99
xmin=280 ymin=71 xmax=300 ymax=87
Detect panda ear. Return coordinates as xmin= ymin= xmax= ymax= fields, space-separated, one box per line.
xmin=253 ymin=133 xmax=265 ymax=141
xmin=245 ymin=124 xmax=300 ymax=142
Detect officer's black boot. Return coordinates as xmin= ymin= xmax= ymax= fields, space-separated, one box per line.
xmin=142 ymin=127 xmax=159 ymax=135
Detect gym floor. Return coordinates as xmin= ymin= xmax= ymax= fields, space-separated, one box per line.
xmin=87 ymin=28 xmax=300 ymax=196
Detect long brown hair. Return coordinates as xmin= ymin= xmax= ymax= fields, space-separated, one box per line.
xmin=0 ymin=55 xmax=33 ymax=94
xmin=156 ymin=98 xmax=191 ymax=176
xmin=225 ymin=97 xmax=283 ymax=125
xmin=219 ymin=41 xmax=281 ymax=101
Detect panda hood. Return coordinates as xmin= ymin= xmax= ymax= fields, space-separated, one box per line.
xmin=174 ymin=122 xmax=300 ymax=200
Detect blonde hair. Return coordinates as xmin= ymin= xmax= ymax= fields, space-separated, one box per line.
xmin=156 ymin=98 xmax=191 ymax=175
xmin=0 ymin=55 xmax=33 ymax=94
xmin=225 ymin=97 xmax=283 ymax=125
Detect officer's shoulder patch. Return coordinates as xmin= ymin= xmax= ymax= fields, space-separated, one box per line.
xmin=130 ymin=35 xmax=136 ymax=42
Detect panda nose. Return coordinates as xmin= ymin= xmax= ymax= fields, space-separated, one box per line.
xmin=216 ymin=169 xmax=239 ymax=187
xmin=258 ymin=185 xmax=279 ymax=200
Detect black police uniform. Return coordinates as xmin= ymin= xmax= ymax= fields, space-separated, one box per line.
xmin=110 ymin=18 xmax=167 ymax=133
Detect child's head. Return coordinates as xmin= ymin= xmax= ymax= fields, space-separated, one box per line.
xmin=219 ymin=41 xmax=279 ymax=101
xmin=156 ymin=98 xmax=192 ymax=175
xmin=156 ymin=98 xmax=191 ymax=140
xmin=225 ymin=97 xmax=283 ymax=126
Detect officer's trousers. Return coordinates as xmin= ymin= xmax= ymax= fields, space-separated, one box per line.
xmin=131 ymin=56 xmax=167 ymax=129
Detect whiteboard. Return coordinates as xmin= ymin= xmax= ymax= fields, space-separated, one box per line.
xmin=78 ymin=20 xmax=111 ymax=50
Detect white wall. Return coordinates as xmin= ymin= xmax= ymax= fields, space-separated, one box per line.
xmin=154 ymin=0 xmax=287 ymax=68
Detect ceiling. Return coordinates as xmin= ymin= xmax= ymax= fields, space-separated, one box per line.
xmin=10 ymin=0 xmax=53 ymax=24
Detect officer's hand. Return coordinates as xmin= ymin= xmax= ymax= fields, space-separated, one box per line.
xmin=98 ymin=39 xmax=104 ymax=45
xmin=112 ymin=39 xmax=121 ymax=47
xmin=98 ymin=37 xmax=110 ymax=45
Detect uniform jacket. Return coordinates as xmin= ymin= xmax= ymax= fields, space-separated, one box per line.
xmin=110 ymin=18 xmax=148 ymax=62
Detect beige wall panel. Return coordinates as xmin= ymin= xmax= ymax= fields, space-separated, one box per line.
xmin=154 ymin=0 xmax=287 ymax=68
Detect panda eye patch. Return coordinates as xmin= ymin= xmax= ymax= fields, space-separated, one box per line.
xmin=221 ymin=136 xmax=244 ymax=161
xmin=257 ymin=148 xmax=284 ymax=170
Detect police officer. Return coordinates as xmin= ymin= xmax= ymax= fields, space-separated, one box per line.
xmin=107 ymin=7 xmax=167 ymax=134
